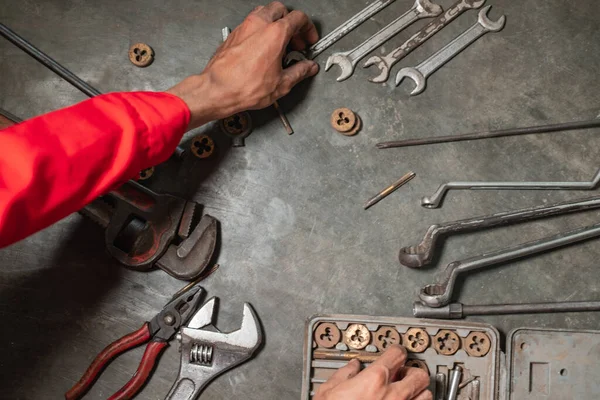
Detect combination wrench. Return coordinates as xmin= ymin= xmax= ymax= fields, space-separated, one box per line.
xmin=325 ymin=0 xmax=443 ymax=82
xmin=400 ymin=195 xmax=600 ymax=268
xmin=285 ymin=0 xmax=397 ymax=65
xmin=419 ymin=222 xmax=600 ymax=308
xmin=364 ymin=0 xmax=485 ymax=83
xmin=422 ymin=167 xmax=600 ymax=209
xmin=396 ymin=5 xmax=505 ymax=94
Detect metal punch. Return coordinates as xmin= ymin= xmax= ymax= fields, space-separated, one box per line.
xmin=400 ymin=195 xmax=600 ymax=268
xmin=419 ymin=222 xmax=600 ymax=308
xmin=422 ymin=167 xmax=600 ymax=209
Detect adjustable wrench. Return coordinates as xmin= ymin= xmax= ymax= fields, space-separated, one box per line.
xmin=285 ymin=0 xmax=397 ymax=65
xmin=419 ymin=222 xmax=600 ymax=308
xmin=422 ymin=167 xmax=600 ymax=209
xmin=396 ymin=5 xmax=505 ymax=94
xmin=364 ymin=0 xmax=486 ymax=83
xmin=165 ymin=298 xmax=262 ymax=400
xmin=400 ymin=195 xmax=600 ymax=268
xmin=326 ymin=0 xmax=443 ymax=82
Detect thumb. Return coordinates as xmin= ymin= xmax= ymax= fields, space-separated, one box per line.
xmin=278 ymin=60 xmax=319 ymax=97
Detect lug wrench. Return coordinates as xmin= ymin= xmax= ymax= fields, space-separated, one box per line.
xmin=422 ymin=167 xmax=600 ymax=209
xmin=400 ymin=195 xmax=600 ymax=268
xmin=395 ymin=5 xmax=505 ymax=94
xmin=0 ymin=23 xmax=186 ymax=158
xmin=364 ymin=0 xmax=486 ymax=83
xmin=419 ymin=222 xmax=600 ymax=308
xmin=326 ymin=0 xmax=443 ymax=82
xmin=414 ymin=300 xmax=600 ymax=319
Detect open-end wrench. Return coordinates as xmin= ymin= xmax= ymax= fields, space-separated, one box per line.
xmin=400 ymin=195 xmax=600 ymax=268
xmin=396 ymin=5 xmax=504 ymax=94
xmin=325 ymin=0 xmax=443 ymax=82
xmin=364 ymin=0 xmax=485 ymax=83
xmin=165 ymin=298 xmax=262 ymax=400
xmin=419 ymin=222 xmax=600 ymax=308
xmin=422 ymin=167 xmax=600 ymax=209
xmin=285 ymin=0 xmax=397 ymax=65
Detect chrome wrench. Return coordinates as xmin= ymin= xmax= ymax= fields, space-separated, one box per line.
xmin=419 ymin=222 xmax=600 ymax=308
xmin=284 ymin=0 xmax=397 ymax=65
xmin=326 ymin=0 xmax=443 ymax=82
xmin=422 ymin=167 xmax=600 ymax=209
xmin=364 ymin=0 xmax=486 ymax=83
xmin=396 ymin=5 xmax=505 ymax=94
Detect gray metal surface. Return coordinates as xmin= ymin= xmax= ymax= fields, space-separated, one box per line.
xmin=1 ymin=0 xmax=600 ymax=399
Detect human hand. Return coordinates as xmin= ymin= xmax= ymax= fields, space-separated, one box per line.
xmin=314 ymin=345 xmax=432 ymax=400
xmin=167 ymin=2 xmax=319 ymax=129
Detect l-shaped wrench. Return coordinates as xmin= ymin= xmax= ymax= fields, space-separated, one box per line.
xmin=364 ymin=0 xmax=486 ymax=83
xmin=326 ymin=0 xmax=443 ymax=82
xmin=396 ymin=5 xmax=504 ymax=94
xmin=400 ymin=195 xmax=600 ymax=268
xmin=419 ymin=222 xmax=600 ymax=308
xmin=422 ymin=167 xmax=600 ymax=209
xmin=285 ymin=0 xmax=397 ymax=65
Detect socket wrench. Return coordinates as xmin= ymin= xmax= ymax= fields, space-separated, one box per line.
xmin=326 ymin=0 xmax=442 ymax=82
xmin=419 ymin=222 xmax=600 ymax=307
xmin=396 ymin=5 xmax=505 ymax=94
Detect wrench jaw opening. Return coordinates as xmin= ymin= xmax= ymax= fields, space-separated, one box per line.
xmin=421 ymin=184 xmax=448 ymax=208
xmin=398 ymin=225 xmax=440 ymax=268
xmin=478 ymin=5 xmax=506 ymax=32
xmin=419 ymin=282 xmax=452 ymax=308
xmin=325 ymin=53 xmax=355 ymax=82
xmin=284 ymin=50 xmax=308 ymax=67
xmin=363 ymin=55 xmax=390 ymax=83
xmin=415 ymin=0 xmax=444 ymax=16
xmin=395 ymin=67 xmax=426 ymax=95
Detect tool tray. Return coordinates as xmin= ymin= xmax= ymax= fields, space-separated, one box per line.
xmin=302 ymin=315 xmax=600 ymax=399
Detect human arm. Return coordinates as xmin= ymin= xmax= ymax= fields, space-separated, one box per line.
xmin=314 ymin=345 xmax=433 ymax=400
xmin=0 ymin=2 xmax=318 ymax=247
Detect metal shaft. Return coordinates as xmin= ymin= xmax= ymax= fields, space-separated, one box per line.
xmin=377 ymin=118 xmax=600 ymax=149
xmin=447 ymin=366 xmax=462 ymax=400
xmin=364 ymin=171 xmax=416 ymax=209
xmin=313 ymin=349 xmax=380 ymax=363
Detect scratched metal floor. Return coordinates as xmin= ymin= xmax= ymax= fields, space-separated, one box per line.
xmin=1 ymin=0 xmax=599 ymax=399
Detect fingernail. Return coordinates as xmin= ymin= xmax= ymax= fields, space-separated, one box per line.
xmin=310 ymin=61 xmax=319 ymax=74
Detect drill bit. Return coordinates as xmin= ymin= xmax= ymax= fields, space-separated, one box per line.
xmin=364 ymin=172 xmax=416 ymax=210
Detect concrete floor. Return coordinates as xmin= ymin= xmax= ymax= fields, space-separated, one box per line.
xmin=1 ymin=0 xmax=599 ymax=399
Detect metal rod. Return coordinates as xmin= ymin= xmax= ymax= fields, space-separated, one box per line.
xmin=313 ymin=349 xmax=380 ymax=363
xmin=447 ymin=366 xmax=463 ymax=400
xmin=0 ymin=23 xmax=101 ymax=97
xmin=273 ymin=101 xmax=294 ymax=135
xmin=376 ymin=118 xmax=600 ymax=149
xmin=364 ymin=171 xmax=416 ymax=210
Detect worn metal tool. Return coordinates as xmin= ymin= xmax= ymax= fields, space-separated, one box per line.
xmin=165 ymin=298 xmax=262 ymax=400
xmin=400 ymin=195 xmax=600 ymax=268
xmin=326 ymin=0 xmax=443 ymax=82
xmin=364 ymin=0 xmax=485 ymax=83
xmin=435 ymin=373 xmax=447 ymax=400
xmin=285 ymin=0 xmax=398 ymax=65
xmin=447 ymin=366 xmax=463 ymax=400
xmin=66 ymin=284 xmax=204 ymax=400
xmin=396 ymin=5 xmax=505 ymax=94
xmin=420 ymin=222 xmax=600 ymax=308
xmin=364 ymin=171 xmax=416 ymax=209
xmin=376 ymin=117 xmax=600 ymax=149
xmin=422 ymin=167 xmax=600 ymax=209
xmin=0 ymin=23 xmax=187 ymax=158
xmin=414 ymin=300 xmax=600 ymax=319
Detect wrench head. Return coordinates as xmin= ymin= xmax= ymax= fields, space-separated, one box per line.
xmin=187 ymin=297 xmax=217 ymax=329
xmin=419 ymin=283 xmax=449 ymax=308
xmin=284 ymin=50 xmax=307 ymax=67
xmin=395 ymin=67 xmax=426 ymax=95
xmin=415 ymin=0 xmax=444 ymax=17
xmin=478 ymin=5 xmax=506 ymax=32
xmin=363 ymin=55 xmax=390 ymax=83
xmin=325 ymin=53 xmax=354 ymax=82
xmin=465 ymin=0 xmax=486 ymax=9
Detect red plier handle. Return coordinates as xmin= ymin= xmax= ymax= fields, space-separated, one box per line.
xmin=65 ymin=322 xmax=168 ymax=400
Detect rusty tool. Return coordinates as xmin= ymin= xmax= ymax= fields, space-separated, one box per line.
xmin=422 ymin=167 xmax=600 ymax=209
xmin=377 ymin=117 xmax=600 ymax=149
xmin=313 ymin=349 xmax=380 ymax=364
xmin=0 ymin=22 xmax=186 ymax=158
xmin=414 ymin=300 xmax=600 ymax=319
xmin=66 ymin=284 xmax=205 ymax=400
xmin=399 ymin=195 xmax=600 ymax=268
xmin=364 ymin=172 xmax=416 ymax=209
xmin=420 ymin=222 xmax=600 ymax=308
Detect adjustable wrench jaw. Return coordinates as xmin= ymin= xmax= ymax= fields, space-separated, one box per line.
xmin=165 ymin=302 xmax=262 ymax=400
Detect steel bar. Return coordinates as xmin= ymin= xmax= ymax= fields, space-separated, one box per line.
xmin=377 ymin=118 xmax=600 ymax=149
xmin=414 ymin=300 xmax=600 ymax=319
xmin=364 ymin=171 xmax=416 ymax=210
xmin=400 ymin=195 xmax=600 ymax=268
xmin=313 ymin=349 xmax=380 ymax=363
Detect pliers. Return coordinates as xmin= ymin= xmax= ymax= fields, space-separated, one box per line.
xmin=65 ymin=284 xmax=204 ymax=400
